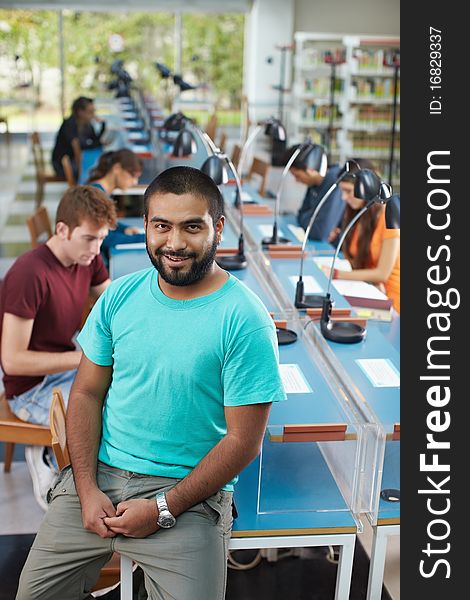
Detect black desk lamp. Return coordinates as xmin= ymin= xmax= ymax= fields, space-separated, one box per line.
xmin=261 ymin=142 xmax=327 ymax=246
xmin=234 ymin=117 xmax=287 ymax=207
xmin=163 ymin=112 xmax=192 ymax=132
xmin=201 ymin=152 xmax=247 ymax=271
xmin=171 ymin=129 xmax=197 ymax=157
xmin=320 ymin=169 xmax=393 ymax=343
xmin=385 ymin=193 xmax=400 ymax=229
xmin=295 ymin=159 xmax=360 ymax=308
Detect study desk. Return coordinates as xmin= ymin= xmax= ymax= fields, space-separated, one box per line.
xmin=234 ymin=235 xmax=400 ymax=599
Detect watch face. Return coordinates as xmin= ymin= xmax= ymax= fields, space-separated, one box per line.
xmin=158 ymin=512 xmax=176 ymax=529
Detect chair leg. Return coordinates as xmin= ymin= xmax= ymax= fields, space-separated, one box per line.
xmin=4 ymin=442 xmax=14 ymax=472
xmin=35 ymin=181 xmax=44 ymax=208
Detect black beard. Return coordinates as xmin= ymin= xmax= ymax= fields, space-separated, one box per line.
xmin=146 ymin=235 xmax=218 ymax=286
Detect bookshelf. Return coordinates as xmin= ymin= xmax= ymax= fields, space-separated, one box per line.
xmin=292 ymin=33 xmax=400 ymax=190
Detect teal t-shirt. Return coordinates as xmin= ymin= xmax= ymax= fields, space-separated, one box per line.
xmin=77 ymin=269 xmax=286 ymax=490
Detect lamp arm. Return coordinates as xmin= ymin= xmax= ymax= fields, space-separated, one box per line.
xmin=224 ymin=155 xmax=245 ymax=244
xmin=299 ymin=178 xmax=343 ymax=280
xmin=326 ymin=199 xmax=374 ymax=295
xmin=273 ymin=145 xmax=304 ymax=231
xmin=192 ymin=124 xmax=219 ymax=155
xmin=237 ymin=124 xmax=263 ymax=179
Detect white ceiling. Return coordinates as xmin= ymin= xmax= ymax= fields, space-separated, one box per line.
xmin=0 ymin=0 xmax=252 ymax=12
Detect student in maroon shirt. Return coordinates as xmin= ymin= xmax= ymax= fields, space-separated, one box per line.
xmin=0 ymin=185 xmax=116 ymax=509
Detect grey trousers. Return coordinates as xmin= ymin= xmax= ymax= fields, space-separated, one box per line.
xmin=16 ymin=462 xmax=233 ymax=600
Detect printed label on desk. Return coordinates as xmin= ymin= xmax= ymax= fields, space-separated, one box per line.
xmin=355 ymin=359 xmax=400 ymax=388
xmin=287 ymin=224 xmax=306 ymax=242
xmin=279 ymin=364 xmax=313 ymax=394
xmin=258 ymin=224 xmax=285 ymax=237
xmin=288 ymin=275 xmax=322 ymax=294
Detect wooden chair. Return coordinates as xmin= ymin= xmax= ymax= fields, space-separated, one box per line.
xmin=231 ymin=144 xmax=241 ymax=171
xmin=49 ymin=388 xmax=132 ymax=597
xmin=61 ymin=155 xmax=76 ymax=188
xmin=31 ymin=131 xmax=66 ymax=207
xmin=26 ymin=205 xmax=53 ymax=248
xmin=0 ymin=393 xmax=51 ymax=472
xmin=246 ymin=157 xmax=270 ymax=196
xmin=205 ymin=112 xmax=218 ymax=143
xmin=218 ymin=131 xmax=227 ymax=153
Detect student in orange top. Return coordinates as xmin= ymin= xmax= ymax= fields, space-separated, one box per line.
xmin=332 ymin=165 xmax=400 ymax=313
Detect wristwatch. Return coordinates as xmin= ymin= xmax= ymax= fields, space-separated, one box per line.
xmin=156 ymin=492 xmax=176 ymax=529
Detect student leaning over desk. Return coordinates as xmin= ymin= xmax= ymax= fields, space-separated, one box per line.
xmin=330 ymin=167 xmax=400 ymax=312
xmin=0 ymin=186 xmax=116 ymax=510
xmin=87 ymin=149 xmax=146 ymax=264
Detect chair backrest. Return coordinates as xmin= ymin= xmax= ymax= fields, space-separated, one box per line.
xmin=218 ymin=131 xmax=227 ymax=153
xmin=247 ymin=157 xmax=270 ymax=196
xmin=205 ymin=112 xmax=218 ymax=142
xmin=231 ymin=144 xmax=241 ymax=171
xmin=49 ymin=388 xmax=70 ymax=471
xmin=26 ymin=205 xmax=53 ymax=248
xmin=61 ymin=155 xmax=76 ymax=187
xmin=31 ymin=131 xmax=46 ymax=177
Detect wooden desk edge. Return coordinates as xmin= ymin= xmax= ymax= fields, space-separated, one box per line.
xmin=232 ymin=525 xmax=357 ymax=538
xmin=376 ymin=518 xmax=400 ymax=526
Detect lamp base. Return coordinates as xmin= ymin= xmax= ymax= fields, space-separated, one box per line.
xmin=295 ymin=293 xmax=335 ymax=309
xmin=276 ymin=328 xmax=298 ymax=345
xmin=261 ymin=236 xmax=290 ymax=247
xmin=321 ymin=321 xmax=366 ymax=344
xmin=216 ymin=254 xmax=248 ymax=271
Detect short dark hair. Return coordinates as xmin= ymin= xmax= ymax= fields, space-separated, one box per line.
xmin=55 ymin=185 xmax=117 ymax=232
xmin=143 ymin=166 xmax=224 ymax=224
xmin=71 ymin=96 xmax=94 ymax=117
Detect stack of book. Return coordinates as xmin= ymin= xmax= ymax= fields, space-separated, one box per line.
xmin=332 ymin=280 xmax=394 ymax=321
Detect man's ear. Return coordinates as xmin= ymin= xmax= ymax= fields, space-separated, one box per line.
xmin=56 ymin=221 xmax=70 ymax=240
xmin=215 ymin=216 xmax=225 ymax=243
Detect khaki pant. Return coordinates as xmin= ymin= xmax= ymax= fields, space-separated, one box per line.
xmin=17 ymin=462 xmax=233 ymax=600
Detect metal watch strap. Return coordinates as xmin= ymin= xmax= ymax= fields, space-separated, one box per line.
xmin=156 ymin=491 xmax=170 ymax=513
xmin=156 ymin=491 xmax=176 ymax=528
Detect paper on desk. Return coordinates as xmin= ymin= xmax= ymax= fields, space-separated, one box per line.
xmin=289 ymin=275 xmax=322 ymax=293
xmin=287 ymin=224 xmax=306 ymax=243
xmin=232 ymin=190 xmax=254 ymax=202
xmin=356 ymin=359 xmax=400 ymax=388
xmin=332 ymin=279 xmax=388 ymax=300
xmin=114 ymin=242 xmax=146 ymax=250
xmin=313 ymin=256 xmax=352 ymax=272
xmin=258 ymin=224 xmax=285 ymax=238
xmin=279 ymin=364 xmax=313 ymax=394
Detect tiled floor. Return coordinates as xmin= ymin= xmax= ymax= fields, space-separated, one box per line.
xmin=0 ymin=134 xmax=399 ymax=599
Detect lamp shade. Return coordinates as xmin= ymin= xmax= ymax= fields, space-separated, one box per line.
xmin=353 ymin=169 xmax=382 ymax=201
xmin=155 ymin=62 xmax=171 ymax=78
xmin=171 ymin=129 xmax=197 ymax=157
xmin=163 ymin=112 xmax=190 ymax=131
xmin=200 ymin=155 xmax=228 ymax=185
xmin=385 ymin=194 xmax=400 ymax=229
xmin=264 ymin=118 xmax=287 ymax=142
xmin=285 ymin=143 xmax=328 ymax=176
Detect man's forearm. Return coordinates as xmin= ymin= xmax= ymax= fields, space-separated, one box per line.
xmin=3 ymin=350 xmax=81 ymax=376
xmin=166 ymin=433 xmax=260 ymax=517
xmin=66 ymin=389 xmax=103 ymax=496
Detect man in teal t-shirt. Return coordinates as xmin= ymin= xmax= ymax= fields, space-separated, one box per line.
xmin=17 ymin=166 xmax=286 ymax=600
